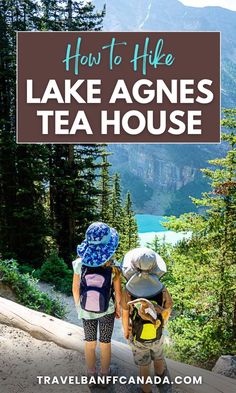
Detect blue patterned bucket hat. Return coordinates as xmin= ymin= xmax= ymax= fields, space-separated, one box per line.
xmin=77 ymin=222 xmax=119 ymax=267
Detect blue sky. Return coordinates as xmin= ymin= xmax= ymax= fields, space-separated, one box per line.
xmin=179 ymin=0 xmax=236 ymax=11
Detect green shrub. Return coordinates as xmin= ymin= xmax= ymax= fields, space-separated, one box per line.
xmin=0 ymin=259 xmax=65 ymax=318
xmin=166 ymin=315 xmax=235 ymax=369
xmin=18 ymin=263 xmax=35 ymax=275
xmin=36 ymin=252 xmax=73 ymax=296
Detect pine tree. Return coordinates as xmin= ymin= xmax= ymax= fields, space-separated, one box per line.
xmin=122 ymin=192 xmax=139 ymax=251
xmin=192 ymin=129 xmax=236 ymax=336
xmin=109 ymin=173 xmax=123 ymax=232
xmin=0 ymin=0 xmax=49 ymax=265
xmin=37 ymin=1 xmax=106 ymax=263
xmin=0 ymin=0 xmax=106 ymax=266
xmin=108 ymin=176 xmax=139 ymax=260
xmin=164 ymin=111 xmax=236 ymax=365
xmin=62 ymin=0 xmax=105 ymax=31
xmin=146 ymin=235 xmax=162 ymax=253
xmin=52 ymin=1 xmax=105 ymax=263
xmin=98 ymin=152 xmax=112 ymax=223
xmin=14 ymin=145 xmax=49 ymax=266
xmin=74 ymin=144 xmax=108 ymax=242
xmin=0 ymin=1 xmax=17 ymax=258
xmin=40 ymin=0 xmax=64 ymax=30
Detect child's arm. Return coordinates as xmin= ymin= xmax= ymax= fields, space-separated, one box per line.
xmin=152 ymin=289 xmax=173 ymax=324
xmin=122 ymin=308 xmax=130 ymax=339
xmin=113 ymin=275 xmax=122 ymax=319
xmin=121 ymin=291 xmax=132 ymax=339
xmin=164 ymin=288 xmax=173 ymax=309
xmin=72 ymin=273 xmax=80 ymax=309
xmin=161 ymin=288 xmax=173 ymax=324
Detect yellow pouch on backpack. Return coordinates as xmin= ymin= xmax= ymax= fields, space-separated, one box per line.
xmin=140 ymin=323 xmax=157 ymax=340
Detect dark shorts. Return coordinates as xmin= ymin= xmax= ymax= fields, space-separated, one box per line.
xmin=82 ymin=313 xmax=115 ymax=343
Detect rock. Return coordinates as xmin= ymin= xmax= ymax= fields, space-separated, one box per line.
xmin=212 ymin=355 xmax=236 ymax=379
xmin=0 ymin=282 xmax=17 ymax=301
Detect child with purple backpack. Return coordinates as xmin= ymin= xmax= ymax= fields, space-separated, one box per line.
xmin=72 ymin=222 xmax=121 ymax=382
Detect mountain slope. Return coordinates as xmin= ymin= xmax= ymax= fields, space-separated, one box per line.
xmin=93 ymin=0 xmax=235 ymax=215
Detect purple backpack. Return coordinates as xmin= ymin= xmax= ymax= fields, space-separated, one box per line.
xmin=80 ymin=265 xmax=113 ymax=313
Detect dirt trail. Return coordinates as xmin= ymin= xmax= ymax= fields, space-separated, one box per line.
xmin=0 ymin=322 xmax=182 ymax=393
xmin=1 ymin=284 xmax=234 ymax=393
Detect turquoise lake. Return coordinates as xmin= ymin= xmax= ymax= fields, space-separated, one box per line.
xmin=136 ymin=214 xmax=168 ymax=233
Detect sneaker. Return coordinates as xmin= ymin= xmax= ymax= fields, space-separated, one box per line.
xmin=156 ymin=368 xmax=173 ymax=393
xmin=140 ymin=388 xmax=152 ymax=393
xmin=86 ymin=372 xmax=97 ymax=388
xmin=97 ymin=366 xmax=118 ymax=388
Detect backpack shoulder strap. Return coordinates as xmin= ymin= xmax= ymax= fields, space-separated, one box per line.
xmin=148 ymin=290 xmax=164 ymax=305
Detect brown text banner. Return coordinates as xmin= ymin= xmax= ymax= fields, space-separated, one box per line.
xmin=17 ymin=32 xmax=220 ymax=143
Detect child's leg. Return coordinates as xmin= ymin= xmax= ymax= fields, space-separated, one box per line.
xmin=85 ymin=341 xmax=97 ymax=371
xmin=130 ymin=342 xmax=152 ymax=392
xmin=140 ymin=365 xmax=152 ymax=393
xmin=100 ymin=342 xmax=111 ymax=373
xmin=151 ymin=337 xmax=172 ymax=393
xmin=82 ymin=318 xmax=98 ymax=373
xmin=153 ymin=358 xmax=165 ymax=375
xmin=154 ymin=362 xmax=172 ymax=393
xmin=98 ymin=313 xmax=115 ymax=374
xmin=152 ymin=336 xmax=165 ymax=375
